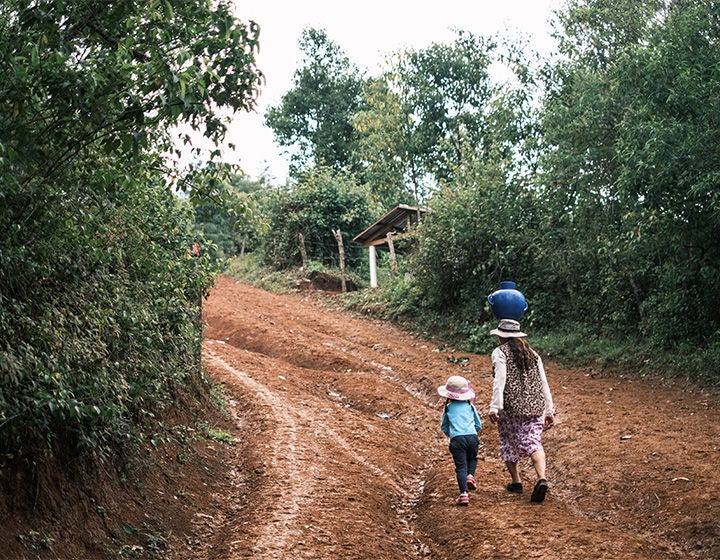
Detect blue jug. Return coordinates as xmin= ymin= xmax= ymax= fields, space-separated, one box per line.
xmin=487 ymin=281 xmax=528 ymax=320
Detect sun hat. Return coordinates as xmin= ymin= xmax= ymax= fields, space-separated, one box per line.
xmin=437 ymin=375 xmax=475 ymax=401
xmin=489 ymin=318 xmax=527 ymax=338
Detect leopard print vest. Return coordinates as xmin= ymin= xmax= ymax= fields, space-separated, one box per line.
xmin=500 ymin=342 xmax=544 ymax=417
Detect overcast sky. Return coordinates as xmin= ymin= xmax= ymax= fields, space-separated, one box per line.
xmin=210 ymin=0 xmax=565 ymax=183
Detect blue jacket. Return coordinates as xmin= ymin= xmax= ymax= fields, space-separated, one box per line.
xmin=441 ymin=400 xmax=482 ymax=439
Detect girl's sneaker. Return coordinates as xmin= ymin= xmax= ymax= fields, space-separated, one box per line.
xmin=466 ymin=475 xmax=477 ymax=491
xmin=456 ymin=492 xmax=470 ymax=506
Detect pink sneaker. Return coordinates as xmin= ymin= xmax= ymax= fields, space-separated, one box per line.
xmin=466 ymin=475 xmax=477 ymax=491
xmin=456 ymin=493 xmax=469 ymax=506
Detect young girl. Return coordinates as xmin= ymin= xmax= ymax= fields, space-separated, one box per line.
xmin=488 ymin=319 xmax=555 ymax=503
xmin=438 ymin=375 xmax=482 ymax=506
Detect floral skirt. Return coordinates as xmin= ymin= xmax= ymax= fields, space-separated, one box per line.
xmin=497 ymin=411 xmax=544 ymax=463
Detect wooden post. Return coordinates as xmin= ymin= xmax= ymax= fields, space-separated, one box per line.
xmin=386 ymin=233 xmax=397 ymax=282
xmin=332 ymin=229 xmax=347 ymax=293
xmin=298 ymin=233 xmax=308 ymax=270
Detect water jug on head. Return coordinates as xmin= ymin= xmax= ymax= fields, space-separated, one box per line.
xmin=487 ymin=281 xmax=528 ymax=320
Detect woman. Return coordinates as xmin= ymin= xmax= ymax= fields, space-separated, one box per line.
xmin=488 ymin=318 xmax=555 ymax=503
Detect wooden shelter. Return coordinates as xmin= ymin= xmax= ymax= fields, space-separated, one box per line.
xmin=352 ymin=204 xmax=428 ymax=287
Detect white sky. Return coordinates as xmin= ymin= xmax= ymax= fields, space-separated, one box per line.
xmin=212 ymin=0 xmax=565 ymax=183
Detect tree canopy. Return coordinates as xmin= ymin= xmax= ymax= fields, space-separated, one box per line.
xmin=0 ymin=0 xmax=263 ymax=465
xmin=536 ymin=0 xmax=720 ymax=348
xmin=264 ymin=28 xmax=365 ymax=175
xmin=259 ymin=167 xmax=374 ymax=270
xmin=256 ymin=2 xmax=720 ymax=379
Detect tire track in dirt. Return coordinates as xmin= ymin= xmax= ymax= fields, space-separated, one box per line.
xmin=207 ymin=347 xmax=408 ymax=494
xmin=204 ymin=342 xmax=435 ymax=558
xmin=204 ymin=350 xmax=309 ymax=556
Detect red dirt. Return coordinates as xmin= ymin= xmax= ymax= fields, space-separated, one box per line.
xmin=2 ymin=273 xmax=719 ymax=559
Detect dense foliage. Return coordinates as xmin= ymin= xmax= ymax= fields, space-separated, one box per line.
xmin=534 ymin=0 xmax=720 ymax=348
xmin=257 ymin=1 xmax=720 ymax=382
xmin=259 ymin=167 xmax=375 ymax=270
xmin=193 ymin=175 xmax=268 ymax=261
xmin=0 ymin=0 xmax=262 ymax=466
xmin=264 ymin=28 xmax=365 ymax=175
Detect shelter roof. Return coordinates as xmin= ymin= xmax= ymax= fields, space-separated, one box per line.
xmin=352 ymin=204 xmax=428 ymax=247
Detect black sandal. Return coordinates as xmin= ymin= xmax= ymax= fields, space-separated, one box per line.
xmin=530 ymin=479 xmax=548 ymax=503
xmin=506 ymin=482 xmax=523 ymax=493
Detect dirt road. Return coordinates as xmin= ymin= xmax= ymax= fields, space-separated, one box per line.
xmin=198 ymin=275 xmax=719 ymax=559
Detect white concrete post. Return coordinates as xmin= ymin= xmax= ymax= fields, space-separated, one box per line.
xmin=369 ymin=245 xmax=378 ymax=288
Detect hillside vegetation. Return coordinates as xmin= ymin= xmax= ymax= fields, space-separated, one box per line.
xmin=1 ymin=0 xmax=261 ymax=471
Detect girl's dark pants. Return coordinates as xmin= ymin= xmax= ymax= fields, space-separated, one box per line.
xmin=449 ymin=434 xmax=479 ymax=492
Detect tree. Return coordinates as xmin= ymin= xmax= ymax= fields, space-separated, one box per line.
xmin=193 ymin=174 xmax=268 ymax=260
xmin=0 ymin=0 xmax=262 ymax=465
xmin=260 ymin=167 xmax=374 ymax=270
xmin=374 ymin=32 xmax=545 ymax=324
xmin=391 ymin=31 xmax=498 ymax=186
xmin=413 ymin=150 xmax=543 ymax=331
xmin=264 ymin=27 xmax=365 ymax=175
xmin=538 ymin=0 xmax=720 ymax=347
xmin=351 ymin=78 xmax=415 ymax=207
xmin=351 ymin=31 xmax=501 ymax=206
xmin=1 ymin=0 xmax=262 ymax=190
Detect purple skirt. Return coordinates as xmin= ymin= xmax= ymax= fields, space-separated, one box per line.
xmin=497 ymin=411 xmax=544 ymax=463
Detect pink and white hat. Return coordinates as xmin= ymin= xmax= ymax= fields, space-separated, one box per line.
xmin=437 ymin=375 xmax=475 ymax=401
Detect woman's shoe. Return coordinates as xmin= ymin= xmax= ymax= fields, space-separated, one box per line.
xmin=506 ymin=482 xmax=523 ymax=493
xmin=456 ymin=492 xmax=470 ymax=506
xmin=466 ymin=475 xmax=477 ymax=491
xmin=530 ymin=479 xmax=548 ymax=503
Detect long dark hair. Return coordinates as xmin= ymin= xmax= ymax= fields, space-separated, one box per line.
xmin=504 ymin=337 xmax=537 ymax=372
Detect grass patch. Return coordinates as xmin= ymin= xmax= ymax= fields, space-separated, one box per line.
xmin=225 ymin=254 xmax=366 ymax=295
xmin=224 ymin=253 xmax=301 ymax=292
xmin=203 ymin=427 xmax=235 ymax=444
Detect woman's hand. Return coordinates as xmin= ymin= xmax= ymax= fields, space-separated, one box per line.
xmin=488 ymin=411 xmax=499 ymax=424
xmin=544 ymin=415 xmax=555 ymax=429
